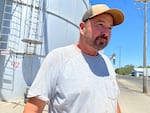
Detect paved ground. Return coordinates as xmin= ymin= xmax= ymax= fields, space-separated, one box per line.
xmin=0 ymin=98 xmax=48 ymax=113
xmin=0 ymin=99 xmax=25 ymax=113
xmin=117 ymin=75 xmax=150 ymax=113
xmin=1 ymin=75 xmax=150 ymax=113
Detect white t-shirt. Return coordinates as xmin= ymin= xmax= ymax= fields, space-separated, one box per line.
xmin=28 ymin=44 xmax=119 ymax=113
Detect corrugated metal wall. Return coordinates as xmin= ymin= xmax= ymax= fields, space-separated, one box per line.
xmin=0 ymin=0 xmax=5 ymax=31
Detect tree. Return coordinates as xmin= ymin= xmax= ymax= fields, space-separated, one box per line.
xmin=115 ymin=65 xmax=134 ymax=75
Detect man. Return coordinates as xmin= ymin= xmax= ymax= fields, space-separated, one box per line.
xmin=23 ymin=4 xmax=124 ymax=113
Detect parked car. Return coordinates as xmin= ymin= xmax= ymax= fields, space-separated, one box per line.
xmin=130 ymin=71 xmax=143 ymax=77
xmin=131 ymin=68 xmax=150 ymax=77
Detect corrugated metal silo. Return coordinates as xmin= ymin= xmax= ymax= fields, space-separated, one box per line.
xmin=0 ymin=0 xmax=89 ymax=101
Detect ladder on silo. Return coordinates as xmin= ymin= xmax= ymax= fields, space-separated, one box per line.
xmin=0 ymin=55 xmax=16 ymax=91
xmin=22 ymin=0 xmax=44 ymax=56
xmin=0 ymin=0 xmax=22 ymax=91
xmin=0 ymin=0 xmax=22 ymax=53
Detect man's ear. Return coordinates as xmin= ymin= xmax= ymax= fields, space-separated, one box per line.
xmin=79 ymin=22 xmax=85 ymax=34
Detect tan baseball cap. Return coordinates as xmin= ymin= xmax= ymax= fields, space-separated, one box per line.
xmin=82 ymin=4 xmax=124 ymax=26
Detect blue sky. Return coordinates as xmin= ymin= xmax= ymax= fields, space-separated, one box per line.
xmin=89 ymin=0 xmax=150 ymax=68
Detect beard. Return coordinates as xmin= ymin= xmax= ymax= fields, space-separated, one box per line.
xmin=93 ymin=35 xmax=109 ymax=50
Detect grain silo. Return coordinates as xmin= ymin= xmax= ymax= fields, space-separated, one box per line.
xmin=0 ymin=0 xmax=89 ymax=101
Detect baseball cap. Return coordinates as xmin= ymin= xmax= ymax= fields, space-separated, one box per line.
xmin=82 ymin=4 xmax=124 ymax=26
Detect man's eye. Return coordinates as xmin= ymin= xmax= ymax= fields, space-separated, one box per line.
xmin=97 ymin=23 xmax=103 ymax=27
xmin=109 ymin=27 xmax=112 ymax=30
xmin=99 ymin=23 xmax=103 ymax=26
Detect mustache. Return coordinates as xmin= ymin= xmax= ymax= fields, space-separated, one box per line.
xmin=99 ymin=34 xmax=108 ymax=40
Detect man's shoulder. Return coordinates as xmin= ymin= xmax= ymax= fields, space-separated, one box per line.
xmin=51 ymin=44 xmax=75 ymax=54
xmin=46 ymin=44 xmax=79 ymax=60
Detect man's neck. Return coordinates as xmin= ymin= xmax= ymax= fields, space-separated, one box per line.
xmin=76 ymin=43 xmax=98 ymax=56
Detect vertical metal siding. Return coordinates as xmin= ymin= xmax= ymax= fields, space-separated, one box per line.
xmin=0 ymin=0 xmax=5 ymax=31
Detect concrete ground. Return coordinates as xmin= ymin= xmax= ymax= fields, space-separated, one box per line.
xmin=0 ymin=98 xmax=48 ymax=113
xmin=118 ymin=75 xmax=150 ymax=113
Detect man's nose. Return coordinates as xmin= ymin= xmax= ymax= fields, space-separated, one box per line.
xmin=101 ymin=29 xmax=111 ymax=38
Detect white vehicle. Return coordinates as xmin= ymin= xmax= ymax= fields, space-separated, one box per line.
xmin=130 ymin=68 xmax=150 ymax=77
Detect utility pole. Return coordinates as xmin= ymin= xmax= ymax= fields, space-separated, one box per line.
xmin=135 ymin=0 xmax=150 ymax=94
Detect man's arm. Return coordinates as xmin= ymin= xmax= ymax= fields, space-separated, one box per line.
xmin=117 ymin=102 xmax=121 ymax=113
xmin=23 ymin=97 xmax=46 ymax=113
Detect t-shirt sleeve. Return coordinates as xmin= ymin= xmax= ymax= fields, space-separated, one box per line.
xmin=27 ymin=50 xmax=62 ymax=103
